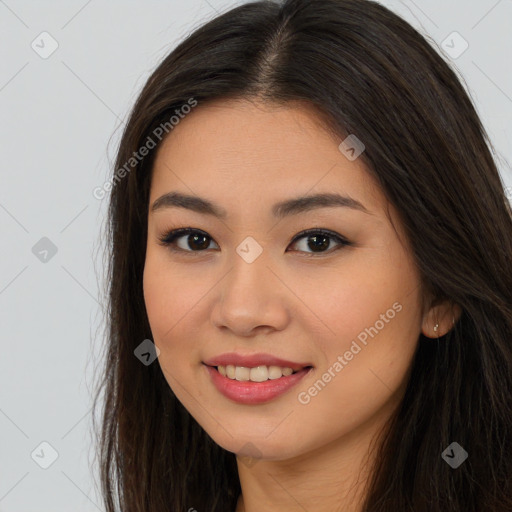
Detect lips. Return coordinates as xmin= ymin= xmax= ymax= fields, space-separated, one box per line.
xmin=203 ymin=352 xmax=312 ymax=372
xmin=204 ymin=364 xmax=313 ymax=405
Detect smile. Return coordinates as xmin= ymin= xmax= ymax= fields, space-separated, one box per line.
xmin=218 ymin=364 xmax=300 ymax=381
xmin=203 ymin=364 xmax=313 ymax=405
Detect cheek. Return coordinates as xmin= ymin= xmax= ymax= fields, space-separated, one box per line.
xmin=305 ymin=263 xmax=410 ymax=346
xmin=289 ymin=275 xmax=420 ymax=453
xmin=142 ymin=255 xmax=202 ymax=370
xmin=303 ymin=252 xmax=421 ymax=388
xmin=143 ymin=252 xmax=199 ymax=336
xmin=143 ymin=256 xmax=207 ymax=410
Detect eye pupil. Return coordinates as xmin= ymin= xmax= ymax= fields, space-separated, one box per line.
xmin=161 ymin=228 xmax=346 ymax=256
xmin=308 ymin=234 xmax=330 ymax=252
xmin=189 ymin=233 xmax=210 ymax=250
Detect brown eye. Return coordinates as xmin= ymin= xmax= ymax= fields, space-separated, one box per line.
xmin=158 ymin=227 xmax=350 ymax=256
xmin=182 ymin=232 xmax=211 ymax=251
xmin=158 ymin=228 xmax=218 ymax=253
xmin=288 ymin=229 xmax=350 ymax=255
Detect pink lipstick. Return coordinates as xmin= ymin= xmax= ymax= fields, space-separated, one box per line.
xmin=203 ymin=352 xmax=313 ymax=405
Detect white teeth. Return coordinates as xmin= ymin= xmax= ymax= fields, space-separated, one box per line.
xmin=226 ymin=365 xmax=236 ymax=379
xmin=250 ymin=366 xmax=268 ymax=382
xmin=268 ymin=365 xmax=284 ymax=379
xmin=217 ymin=364 xmax=299 ymax=382
xmin=235 ymin=366 xmax=250 ymax=381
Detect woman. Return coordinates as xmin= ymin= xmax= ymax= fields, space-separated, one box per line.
xmin=93 ymin=0 xmax=512 ymax=510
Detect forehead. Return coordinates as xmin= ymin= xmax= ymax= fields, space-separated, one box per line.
xmin=150 ymin=98 xmax=385 ymax=216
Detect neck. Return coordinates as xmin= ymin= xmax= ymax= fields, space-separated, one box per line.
xmin=233 ymin=407 xmax=392 ymax=512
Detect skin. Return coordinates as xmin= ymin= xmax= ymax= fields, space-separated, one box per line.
xmin=143 ymin=98 xmax=460 ymax=512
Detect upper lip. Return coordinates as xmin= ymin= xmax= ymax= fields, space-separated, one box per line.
xmin=203 ymin=352 xmax=312 ymax=371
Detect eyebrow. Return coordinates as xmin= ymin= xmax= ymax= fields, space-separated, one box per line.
xmin=150 ymin=191 xmax=371 ymax=219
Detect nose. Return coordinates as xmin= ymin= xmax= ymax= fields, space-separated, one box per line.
xmin=210 ymin=251 xmax=290 ymax=337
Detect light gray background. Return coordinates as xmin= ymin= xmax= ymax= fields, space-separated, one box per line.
xmin=1 ymin=0 xmax=511 ymax=510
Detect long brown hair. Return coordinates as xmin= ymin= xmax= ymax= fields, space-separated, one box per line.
xmin=92 ymin=0 xmax=512 ymax=510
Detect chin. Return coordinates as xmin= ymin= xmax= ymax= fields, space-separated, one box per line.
xmin=202 ymin=422 xmax=309 ymax=462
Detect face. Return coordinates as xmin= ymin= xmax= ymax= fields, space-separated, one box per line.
xmin=143 ymin=98 xmax=426 ymax=461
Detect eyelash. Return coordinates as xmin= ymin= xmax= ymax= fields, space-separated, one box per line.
xmin=157 ymin=227 xmax=351 ymax=257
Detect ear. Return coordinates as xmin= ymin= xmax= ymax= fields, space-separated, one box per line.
xmin=421 ymin=300 xmax=462 ymax=339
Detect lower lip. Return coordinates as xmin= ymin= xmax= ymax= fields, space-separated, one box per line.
xmin=204 ymin=365 xmax=312 ymax=405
